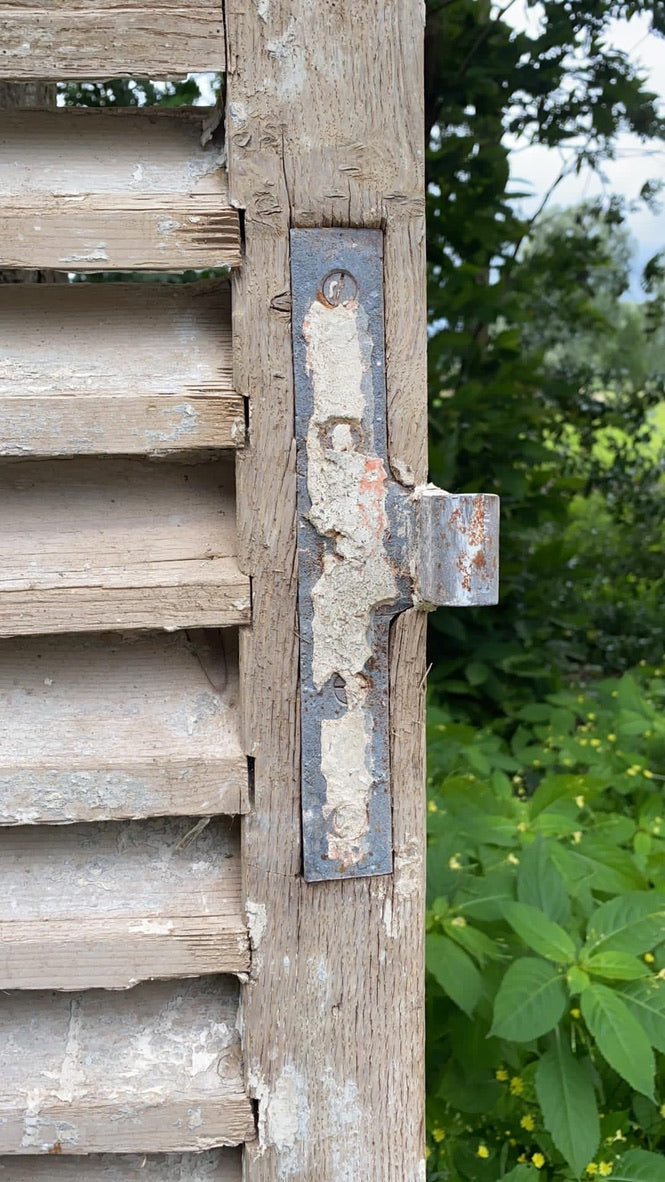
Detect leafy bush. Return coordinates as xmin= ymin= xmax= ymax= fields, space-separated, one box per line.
xmin=426 ymin=666 xmax=665 ymax=1179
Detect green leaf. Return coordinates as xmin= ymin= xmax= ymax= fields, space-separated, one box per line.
xmin=581 ymin=983 xmax=655 ymax=1098
xmin=612 ymin=1149 xmax=665 ymax=1181
xmin=491 ymin=957 xmax=567 ymax=1042
xmin=501 ymin=901 xmax=576 ymax=963
xmin=585 ymin=892 xmax=665 ymax=956
xmin=518 ymin=837 xmax=570 ymax=925
xmin=501 ymin=1167 xmax=535 ymax=1182
xmin=535 ymin=1036 xmax=600 ymax=1178
xmin=584 ymin=952 xmax=650 ymax=981
xmin=426 ymin=933 xmax=482 ymax=1017
xmin=621 ymin=978 xmax=665 ymax=1053
xmin=443 ymin=918 xmax=500 ymax=965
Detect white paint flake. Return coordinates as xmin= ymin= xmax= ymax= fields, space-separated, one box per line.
xmin=303 ymin=296 xmax=398 ymax=866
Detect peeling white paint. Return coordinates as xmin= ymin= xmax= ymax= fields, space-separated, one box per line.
xmin=253 ymin=0 xmax=271 ymax=21
xmin=303 ymin=296 xmax=398 ymax=866
xmin=246 ymin=900 xmax=267 ymax=951
xmin=265 ymin=19 xmax=306 ymax=100
xmin=249 ymin=1064 xmax=310 ymax=1179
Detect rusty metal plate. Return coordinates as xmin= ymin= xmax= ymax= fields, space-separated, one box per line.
xmin=292 ymin=229 xmax=410 ymax=881
xmin=291 ymin=229 xmax=499 ymax=883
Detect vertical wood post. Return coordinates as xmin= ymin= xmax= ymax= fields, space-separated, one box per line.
xmin=226 ymin=4 xmax=428 ymax=1176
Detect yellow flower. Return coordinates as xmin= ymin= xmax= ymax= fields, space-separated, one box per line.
xmin=590 ymin=738 xmax=601 ymax=748
xmin=587 ymin=1166 xmax=598 ymax=1177
xmin=599 ymin=1164 xmax=613 ymax=1178
xmin=517 ymin=1154 xmax=527 ymax=1163
xmin=645 ymin=953 xmax=655 ymax=964
xmin=570 ymin=1007 xmax=581 ymax=1019
xmin=626 ymin=766 xmax=640 ymax=777
xmin=427 ymin=800 xmax=438 ymax=813
xmin=572 ymin=831 xmax=583 ymax=844
xmin=644 ymin=769 xmax=654 ymax=780
xmin=532 ymin=1152 xmax=545 ymax=1169
xmin=579 ymin=738 xmax=589 ymax=747
xmin=448 ymin=854 xmax=462 ymax=870
xmin=520 ymin=1114 xmax=535 ymax=1132
xmin=495 ymin=1068 xmax=509 ymax=1082
xmin=575 ymin=794 xmax=585 ymax=809
xmin=608 ymin=733 xmax=616 ymax=742
xmin=510 ymin=1076 xmax=524 ymax=1096
xmin=477 ymin=1144 xmax=489 ymax=1159
xmin=507 ymin=853 xmax=520 ymax=866
xmin=588 ymin=712 xmax=596 ymax=721
xmin=432 ymin=1127 xmax=445 ymax=1143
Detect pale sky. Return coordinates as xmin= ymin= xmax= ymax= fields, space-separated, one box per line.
xmin=502 ymin=4 xmax=665 ymax=297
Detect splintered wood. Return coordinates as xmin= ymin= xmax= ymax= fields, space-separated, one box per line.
xmin=0 ymin=978 xmax=255 ymax=1153
xmin=0 ymin=282 xmax=242 ymax=455
xmin=0 ymin=631 xmax=248 ymax=824
xmin=0 ymin=458 xmax=250 ymax=635
xmin=0 ymin=110 xmax=241 ymax=270
xmin=0 ymin=2 xmax=226 ymax=80
xmin=0 ymin=818 xmax=248 ymax=988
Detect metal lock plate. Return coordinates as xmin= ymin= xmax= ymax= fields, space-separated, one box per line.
xmin=291 ymin=229 xmax=499 ymax=882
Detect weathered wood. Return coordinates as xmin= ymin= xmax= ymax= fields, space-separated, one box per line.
xmin=0 ymin=817 xmax=247 ymax=988
xmin=0 ymin=1151 xmax=242 ymax=1180
xmin=0 ymin=630 xmax=247 ymax=825
xmin=0 ymin=109 xmax=240 ymax=270
xmin=227 ymin=1 xmax=427 ymax=1177
xmin=0 ymin=978 xmax=255 ymax=1153
xmin=0 ymin=459 xmax=250 ymax=636
xmin=0 ymin=2 xmax=225 ymax=80
xmin=0 ymin=281 xmax=242 ymax=455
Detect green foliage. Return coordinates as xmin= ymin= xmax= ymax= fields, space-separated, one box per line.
xmin=426 ymin=667 xmax=665 ymax=1178
xmin=425 ymin=0 xmax=665 ymax=711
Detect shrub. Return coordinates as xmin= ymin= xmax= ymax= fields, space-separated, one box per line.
xmin=426 ymin=666 xmax=665 ymax=1180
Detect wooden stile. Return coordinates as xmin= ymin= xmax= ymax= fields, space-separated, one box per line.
xmin=0 ymin=1151 xmax=242 ymax=1180
xmin=0 ymin=978 xmax=255 ymax=1154
xmin=0 ymin=281 xmax=242 ymax=456
xmin=0 ymin=458 xmax=250 ymax=635
xmin=0 ymin=818 xmax=248 ymax=989
xmin=0 ymin=630 xmax=248 ymax=825
xmin=227 ymin=0 xmax=427 ymax=1175
xmin=0 ymin=109 xmax=241 ymax=271
xmin=0 ymin=1 xmax=226 ymax=80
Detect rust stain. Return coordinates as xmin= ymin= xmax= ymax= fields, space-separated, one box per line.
xmin=48 ymin=1142 xmax=63 ymax=1155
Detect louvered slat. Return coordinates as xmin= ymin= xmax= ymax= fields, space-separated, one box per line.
xmin=0 ymin=818 xmax=248 ymax=988
xmin=0 ymin=109 xmax=241 ymax=271
xmin=0 ymin=282 xmax=243 ymax=456
xmin=0 ymin=1 xmax=226 ymax=80
xmin=0 ymin=458 xmax=250 ymax=636
xmin=0 ymin=630 xmax=248 ymax=824
xmin=0 ymin=979 xmax=255 ymax=1153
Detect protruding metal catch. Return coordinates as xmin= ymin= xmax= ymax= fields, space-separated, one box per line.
xmin=291 ymin=228 xmax=499 ymax=883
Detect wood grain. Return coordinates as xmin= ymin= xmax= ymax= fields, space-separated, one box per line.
xmin=0 ymin=630 xmax=248 ymax=824
xmin=0 ymin=458 xmax=250 ymax=635
xmin=0 ymin=2 xmax=225 ymax=79
xmin=0 ymin=281 xmax=243 ymax=455
xmin=227 ymin=1 xmax=428 ymax=1177
xmin=0 ymin=1151 xmax=241 ymax=1180
xmin=0 ymin=978 xmax=255 ymax=1153
xmin=0 ymin=109 xmax=240 ymax=270
xmin=0 ymin=817 xmax=248 ymax=988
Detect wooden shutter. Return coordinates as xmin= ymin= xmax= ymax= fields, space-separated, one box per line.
xmin=0 ymin=3 xmax=427 ymax=1179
